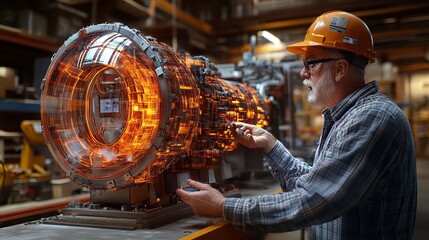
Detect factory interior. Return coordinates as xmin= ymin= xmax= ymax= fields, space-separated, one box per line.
xmin=0 ymin=0 xmax=429 ymax=239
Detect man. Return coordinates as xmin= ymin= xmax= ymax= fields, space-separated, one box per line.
xmin=176 ymin=11 xmax=417 ymax=239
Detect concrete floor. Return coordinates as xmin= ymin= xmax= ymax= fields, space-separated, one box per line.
xmin=265 ymin=159 xmax=429 ymax=240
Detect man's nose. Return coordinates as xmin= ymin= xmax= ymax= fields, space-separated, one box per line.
xmin=300 ymin=67 xmax=309 ymax=79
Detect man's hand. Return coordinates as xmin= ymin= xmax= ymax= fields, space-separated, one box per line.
xmin=176 ymin=179 xmax=225 ymax=218
xmin=230 ymin=122 xmax=276 ymax=153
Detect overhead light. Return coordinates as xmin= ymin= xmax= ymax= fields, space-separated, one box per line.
xmin=260 ymin=30 xmax=281 ymax=44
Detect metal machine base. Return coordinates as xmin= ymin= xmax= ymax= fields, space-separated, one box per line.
xmin=40 ymin=203 xmax=193 ymax=230
xmin=39 ymin=189 xmax=241 ymax=230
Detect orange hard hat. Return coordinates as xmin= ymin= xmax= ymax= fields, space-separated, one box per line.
xmin=287 ymin=11 xmax=376 ymax=62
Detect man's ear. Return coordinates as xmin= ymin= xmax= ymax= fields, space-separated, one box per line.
xmin=334 ymin=59 xmax=348 ymax=82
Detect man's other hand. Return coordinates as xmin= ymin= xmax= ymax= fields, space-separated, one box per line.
xmin=176 ymin=179 xmax=225 ymax=218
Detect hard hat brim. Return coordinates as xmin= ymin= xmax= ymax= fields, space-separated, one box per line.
xmin=286 ymin=41 xmax=323 ymax=55
xmin=287 ymin=40 xmax=376 ymax=63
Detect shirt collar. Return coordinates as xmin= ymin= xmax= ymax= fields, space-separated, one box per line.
xmin=322 ymin=81 xmax=379 ymax=121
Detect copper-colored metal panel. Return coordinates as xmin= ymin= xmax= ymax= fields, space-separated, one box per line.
xmin=40 ymin=23 xmax=268 ymax=191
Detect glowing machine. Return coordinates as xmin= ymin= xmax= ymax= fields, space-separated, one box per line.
xmin=40 ymin=23 xmax=268 ymax=228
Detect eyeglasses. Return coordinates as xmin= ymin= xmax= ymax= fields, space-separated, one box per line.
xmin=302 ymin=58 xmax=341 ymax=73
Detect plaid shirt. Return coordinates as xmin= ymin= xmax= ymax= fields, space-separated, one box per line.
xmin=223 ymin=81 xmax=417 ymax=239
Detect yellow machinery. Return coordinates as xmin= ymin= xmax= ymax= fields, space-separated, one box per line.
xmin=0 ymin=157 xmax=15 ymax=205
xmin=20 ymin=120 xmax=51 ymax=181
xmin=0 ymin=121 xmax=52 ymax=204
xmin=0 ymin=130 xmax=21 ymax=205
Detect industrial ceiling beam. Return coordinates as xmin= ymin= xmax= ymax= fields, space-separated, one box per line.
xmin=216 ymin=2 xmax=429 ymax=35
xmin=398 ymin=63 xmax=429 ymax=72
xmin=211 ymin=0 xmax=395 ymax=28
xmin=155 ymin=0 xmax=214 ymax=35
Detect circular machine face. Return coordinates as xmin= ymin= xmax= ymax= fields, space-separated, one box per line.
xmin=40 ymin=23 xmax=200 ymax=189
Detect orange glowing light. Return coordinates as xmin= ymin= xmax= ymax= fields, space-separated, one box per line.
xmin=40 ymin=23 xmax=269 ymax=190
xmin=41 ymin=24 xmax=199 ymax=189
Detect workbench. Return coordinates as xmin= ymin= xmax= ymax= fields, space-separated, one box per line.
xmin=0 ymin=174 xmax=282 ymax=240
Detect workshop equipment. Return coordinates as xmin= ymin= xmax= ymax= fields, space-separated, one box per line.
xmin=39 ymin=23 xmax=269 ymax=229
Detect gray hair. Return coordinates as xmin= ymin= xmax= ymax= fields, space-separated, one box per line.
xmin=323 ymin=48 xmax=366 ymax=80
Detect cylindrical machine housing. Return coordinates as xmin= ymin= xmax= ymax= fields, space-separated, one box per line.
xmin=40 ymin=23 xmax=268 ymax=190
